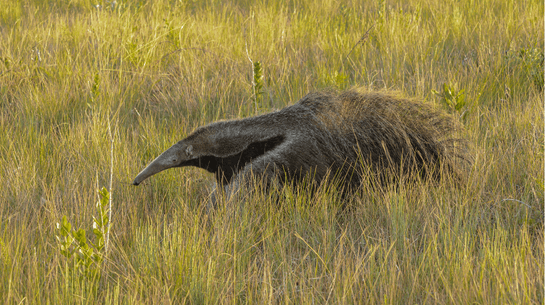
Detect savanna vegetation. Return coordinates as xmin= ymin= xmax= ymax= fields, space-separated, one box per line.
xmin=0 ymin=0 xmax=543 ymax=303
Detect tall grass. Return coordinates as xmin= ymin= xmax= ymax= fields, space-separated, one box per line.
xmin=0 ymin=0 xmax=543 ymax=303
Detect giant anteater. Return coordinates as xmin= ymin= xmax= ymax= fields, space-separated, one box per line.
xmin=133 ymin=88 xmax=472 ymax=198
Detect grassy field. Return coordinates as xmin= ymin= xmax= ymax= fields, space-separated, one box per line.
xmin=0 ymin=0 xmax=543 ymax=303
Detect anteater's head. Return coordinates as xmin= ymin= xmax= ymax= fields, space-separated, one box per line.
xmin=132 ymin=122 xmax=286 ymax=186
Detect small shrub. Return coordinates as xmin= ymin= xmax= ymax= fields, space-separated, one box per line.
xmin=56 ymin=187 xmax=111 ymax=280
xmin=252 ymin=61 xmax=265 ymax=109
xmin=91 ymin=73 xmax=100 ymax=98
xmin=505 ymin=47 xmax=544 ymax=91
xmin=432 ymin=83 xmax=469 ymax=121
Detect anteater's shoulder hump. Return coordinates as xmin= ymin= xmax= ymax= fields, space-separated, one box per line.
xmin=295 ymin=90 xmax=338 ymax=112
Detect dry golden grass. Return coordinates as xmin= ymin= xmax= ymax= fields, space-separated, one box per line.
xmin=0 ymin=0 xmax=543 ymax=303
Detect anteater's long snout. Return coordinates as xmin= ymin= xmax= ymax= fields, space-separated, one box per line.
xmin=133 ymin=144 xmax=185 ymax=185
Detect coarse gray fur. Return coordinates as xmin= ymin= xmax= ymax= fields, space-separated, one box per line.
xmin=133 ymin=88 xmax=472 ymax=199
